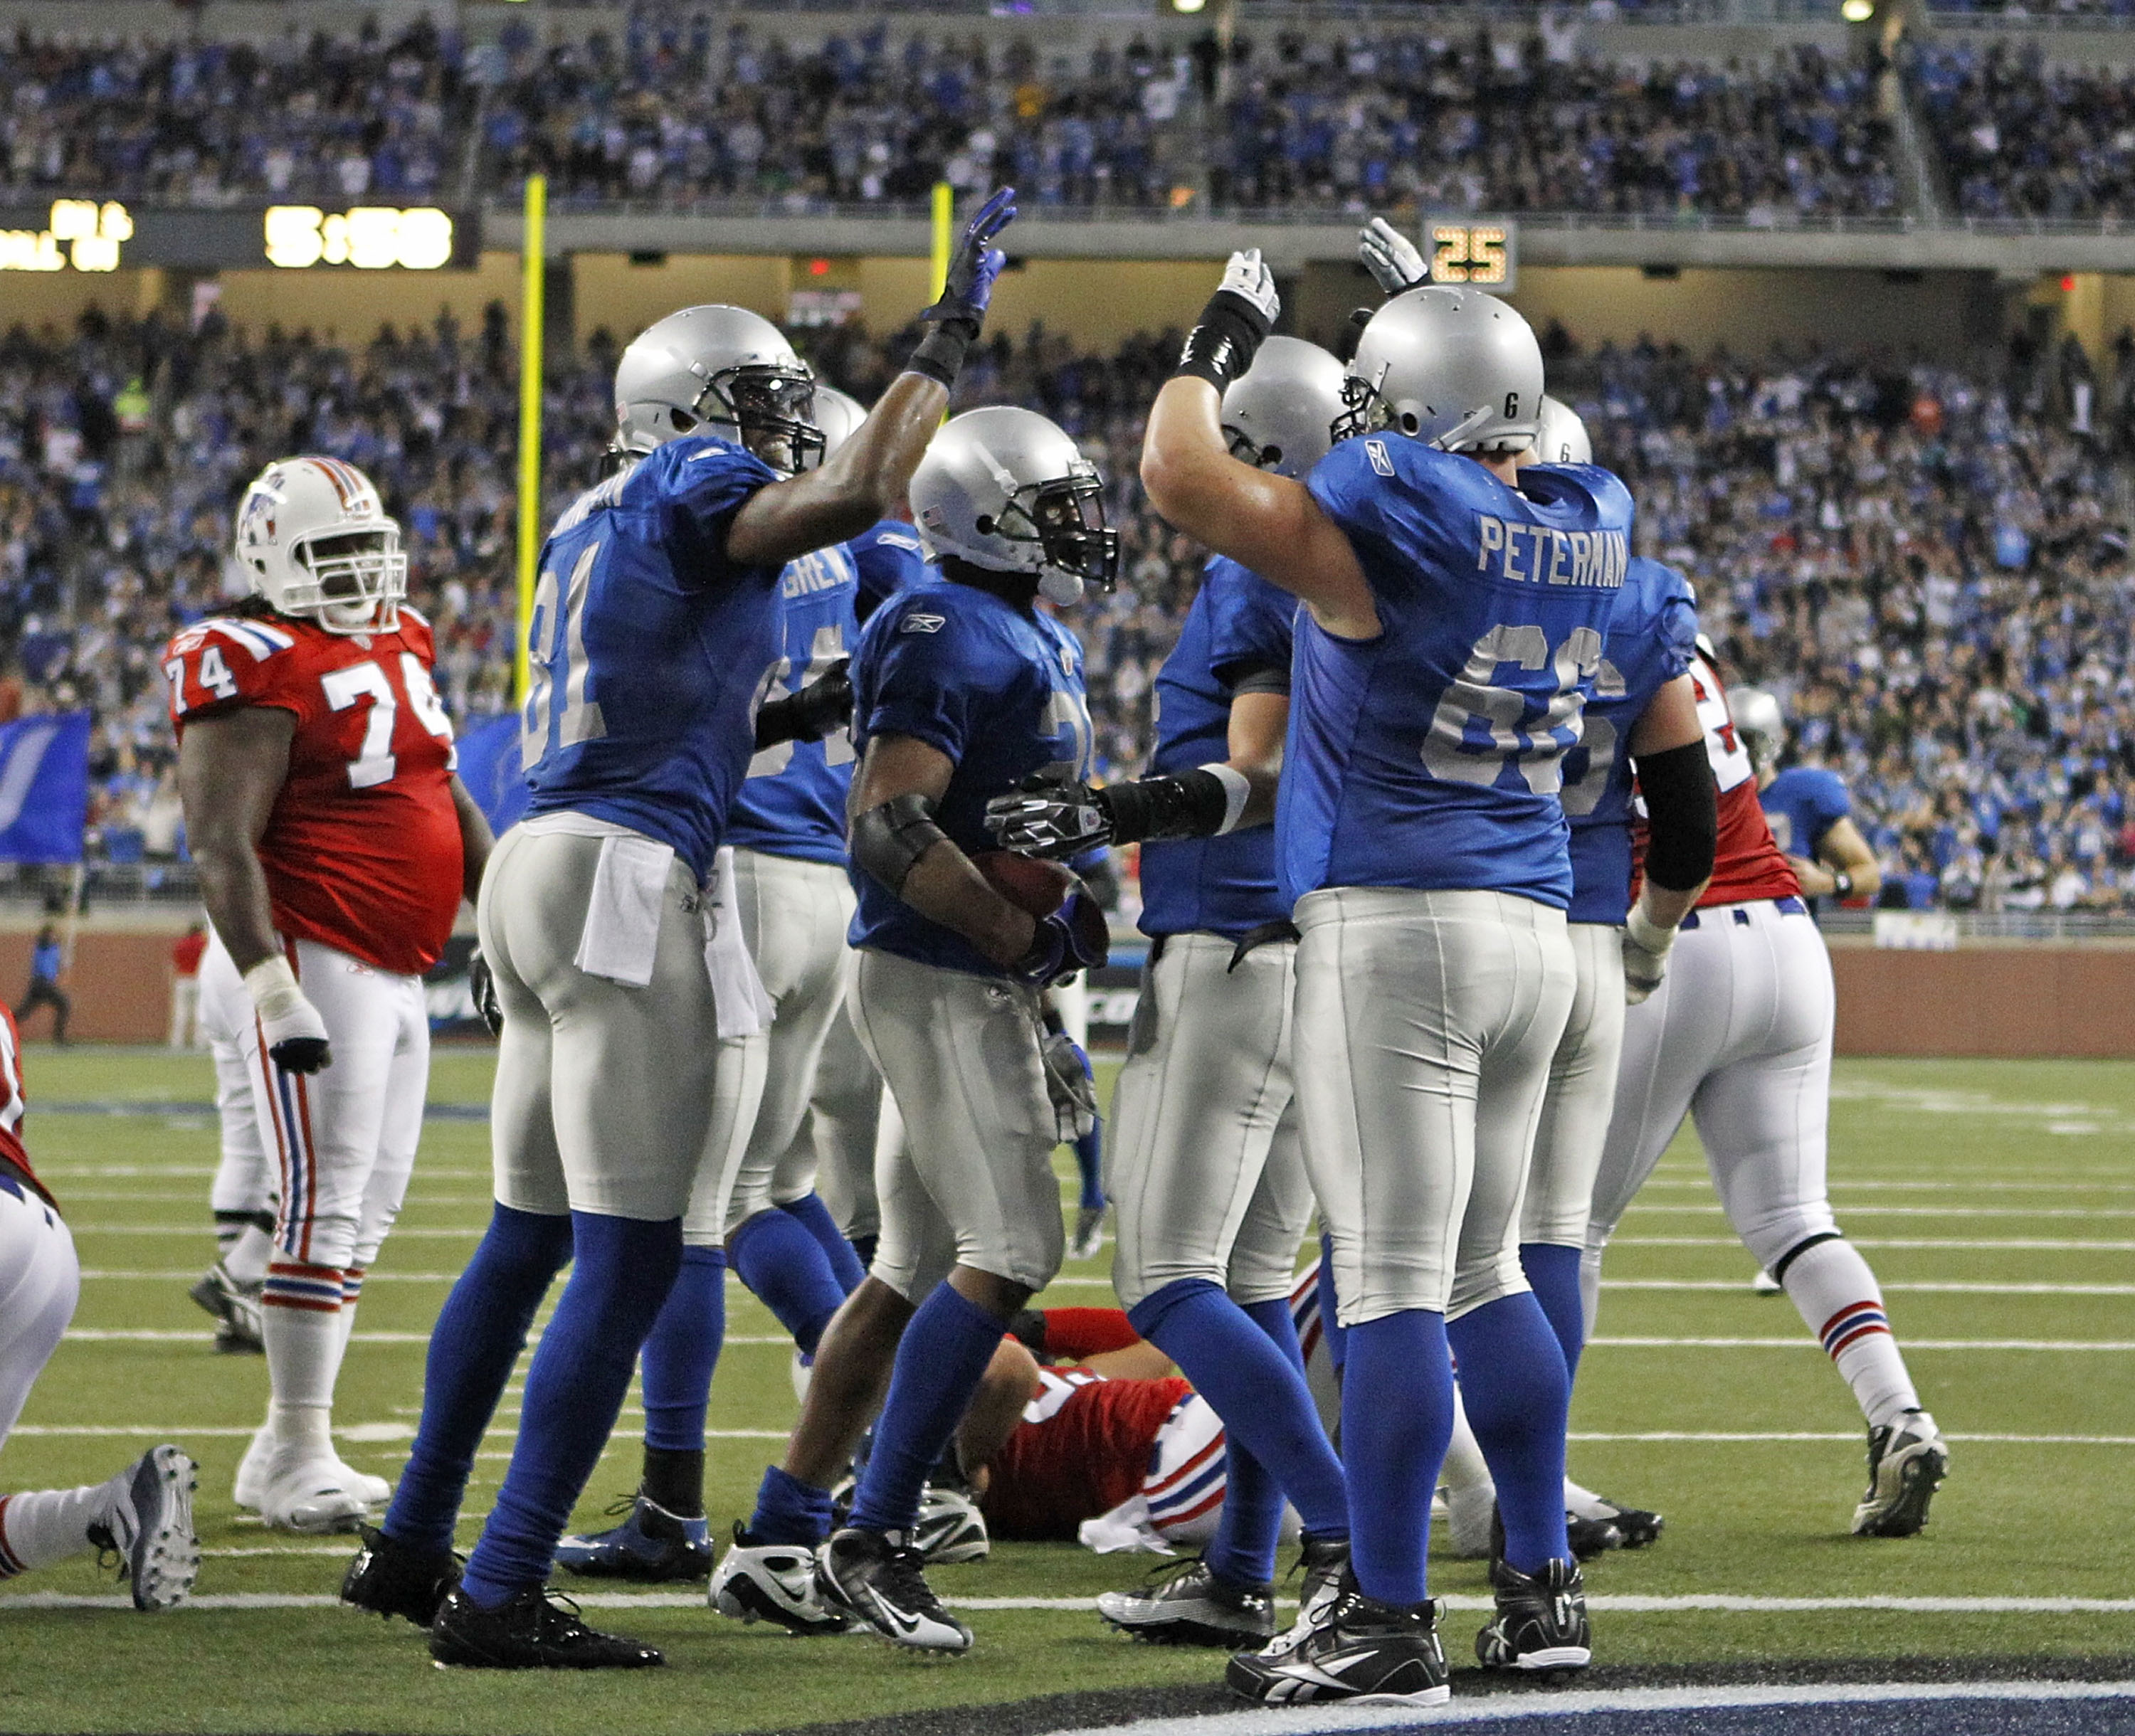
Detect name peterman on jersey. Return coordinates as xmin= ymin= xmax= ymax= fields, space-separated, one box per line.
xmin=1475 ymin=514 xmax=1629 ymax=588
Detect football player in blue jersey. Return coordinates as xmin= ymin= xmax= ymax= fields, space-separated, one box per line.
xmin=720 ymin=406 xmax=1114 ymax=1654
xmin=1735 ymin=687 xmax=1882 ymax=916
xmin=988 ymin=337 xmax=1352 ymax=1653
xmin=1429 ymin=397 xmax=1718 ymax=1560
xmin=339 ymin=190 xmax=1020 ymax=1670
xmin=1143 ymin=254 xmax=1631 ymax=1702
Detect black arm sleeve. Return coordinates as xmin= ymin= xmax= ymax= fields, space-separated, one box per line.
xmin=1635 ymin=738 xmax=1719 ymax=893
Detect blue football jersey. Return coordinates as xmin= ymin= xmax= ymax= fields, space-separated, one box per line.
xmin=848 ymin=520 xmax=932 ymax=623
xmin=848 ymin=580 xmax=1093 ymax=978
xmin=1281 ymin=440 xmax=1635 ymax=909
xmin=727 ymin=544 xmax=863 ymax=867
xmin=1561 ymin=556 xmax=1700 ymax=923
xmin=1761 ymin=766 xmax=1851 ymax=861
xmin=1138 ymin=556 xmax=1296 ymax=941
xmin=521 ymin=436 xmax=782 ymax=882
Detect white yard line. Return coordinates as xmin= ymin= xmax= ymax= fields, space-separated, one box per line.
xmin=1615 ymin=1237 xmax=2135 ymax=1250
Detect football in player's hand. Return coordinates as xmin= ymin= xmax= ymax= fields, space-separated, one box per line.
xmin=970 ymin=850 xmax=1077 ymax=917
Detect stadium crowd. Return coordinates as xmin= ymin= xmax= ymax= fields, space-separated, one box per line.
xmin=6 ymin=304 xmax=2135 ymax=911
xmin=1906 ymin=40 xmax=2135 ymax=222
xmin=5 ymin=16 xmax=1894 ymax=221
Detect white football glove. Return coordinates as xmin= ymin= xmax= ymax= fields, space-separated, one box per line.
xmin=243 ymin=955 xmax=333 ymax=1074
xmin=1358 ymin=217 xmax=1428 ymax=296
xmin=1621 ymin=903 xmax=1679 ymax=1006
xmin=1040 ymin=1031 xmax=1100 ymax=1143
xmin=1218 ymin=248 xmax=1281 ymax=325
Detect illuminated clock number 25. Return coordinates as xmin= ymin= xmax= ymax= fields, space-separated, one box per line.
xmin=1430 ymin=225 xmax=1510 ymax=287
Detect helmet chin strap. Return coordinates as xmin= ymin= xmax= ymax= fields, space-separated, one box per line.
xmin=1038 ymin=571 xmax=1085 ymax=608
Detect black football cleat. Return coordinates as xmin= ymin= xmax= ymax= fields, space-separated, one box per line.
xmin=1227 ymin=1572 xmax=1448 ymax=1705
xmin=1852 ymin=1411 xmax=1949 ymax=1537
xmin=1096 ymin=1557 xmax=1275 ymax=1647
xmin=1475 ymin=1555 xmax=1591 ymax=1676
xmin=428 ymin=1584 xmax=663 ymax=1669
xmin=815 ymin=1526 xmax=971 ymax=1653
xmin=341 ymin=1524 xmax=463 ymax=1628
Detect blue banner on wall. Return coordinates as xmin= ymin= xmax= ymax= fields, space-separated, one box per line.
xmin=0 ymin=711 xmax=91 ymax=864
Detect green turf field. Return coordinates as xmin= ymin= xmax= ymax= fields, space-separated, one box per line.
xmin=0 ymin=1045 xmax=2129 ymax=1732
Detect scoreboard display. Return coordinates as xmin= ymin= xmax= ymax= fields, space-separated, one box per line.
xmin=1422 ymin=221 xmax=1517 ymax=292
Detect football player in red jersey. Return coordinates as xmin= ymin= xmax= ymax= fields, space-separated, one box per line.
xmin=0 ymin=1007 xmax=201 ymax=1607
xmin=1582 ymin=645 xmax=1948 ymax=1538
xmin=166 ymin=457 xmax=493 ymax=1535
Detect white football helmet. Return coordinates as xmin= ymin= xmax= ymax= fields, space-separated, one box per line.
xmin=1730 ymin=685 xmax=1785 ymax=775
xmin=1528 ymin=395 xmax=1593 ymax=465
xmin=813 ymin=386 xmax=868 ymax=460
xmin=1334 ymin=285 xmax=1544 ymax=454
xmin=1221 ymin=337 xmax=1346 ymax=480
xmin=612 ymin=304 xmax=822 ymax=474
xmin=910 ymin=407 xmax=1118 ymax=608
xmin=232 ymin=456 xmax=406 ymax=634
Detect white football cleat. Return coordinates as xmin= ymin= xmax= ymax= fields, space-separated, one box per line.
xmin=1751 ymin=1267 xmax=1783 ymax=1296
xmin=710 ymin=1523 xmax=855 ymax=1636
xmin=1443 ymin=1483 xmax=1497 ymax=1560
xmin=256 ymin=1451 xmax=371 ymax=1534
xmin=1852 ymin=1410 xmax=1949 ymax=1537
xmin=334 ymin=1459 xmax=391 ymax=1507
xmin=232 ymin=1420 xmax=274 ymax=1510
xmin=93 ymin=1445 xmax=201 ymax=1610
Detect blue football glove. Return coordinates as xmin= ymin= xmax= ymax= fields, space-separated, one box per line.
xmin=924 ymin=187 xmax=1018 ymax=327
xmin=1009 ymin=889 xmax=1109 ymax=988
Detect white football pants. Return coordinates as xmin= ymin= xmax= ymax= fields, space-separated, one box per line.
xmin=201 ymin=931 xmax=427 ymax=1277
xmin=1522 ymin=921 xmax=1628 ymax=1249
xmin=1108 ymin=933 xmax=1312 ymax=1310
xmin=481 ymin=825 xmax=731 ymax=1222
xmin=199 ymin=932 xmax=278 ymax=1228
xmin=1294 ymin=886 xmax=1574 ymax=1325
xmin=810 ymin=993 xmax=885 ymax=1245
xmin=850 ymin=947 xmax=1063 ymax=1301
xmin=0 ymin=1177 xmax=77 ymax=1449
xmin=688 ymin=850 xmax=855 ymax=1242
xmin=1586 ymin=898 xmax=1838 ymax=1282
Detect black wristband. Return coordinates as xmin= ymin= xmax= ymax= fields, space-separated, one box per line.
xmin=1635 ymin=737 xmax=1719 ymax=893
xmin=1173 ymin=292 xmax=1272 ymax=391
xmin=907 ymin=317 xmax=977 ymax=389
xmin=1100 ymin=769 xmax=1230 ymax=846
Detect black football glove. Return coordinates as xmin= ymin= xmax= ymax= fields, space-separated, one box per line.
xmin=755 ymin=658 xmax=853 ymax=750
xmin=467 ymin=945 xmax=505 ymax=1037
xmin=986 ymin=773 xmax=1112 ymax=859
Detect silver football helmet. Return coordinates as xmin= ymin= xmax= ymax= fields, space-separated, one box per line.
xmin=612 ymin=304 xmax=823 ymax=474
xmin=1528 ymin=394 xmax=1593 ymax=466
xmin=1221 ymin=337 xmax=1346 ymax=480
xmin=1334 ymin=285 xmax=1544 ymax=454
xmin=1730 ymin=685 xmax=1785 ymax=776
xmin=233 ymin=455 xmax=406 ymax=634
xmin=910 ymin=407 xmax=1118 ymax=608
xmin=813 ymin=386 xmax=868 ymax=460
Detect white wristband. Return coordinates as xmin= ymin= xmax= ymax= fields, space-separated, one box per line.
xmin=1202 ymin=763 xmax=1253 ymax=836
xmin=1625 ymin=902 xmax=1677 ymax=958
xmin=243 ymin=955 xmax=308 ymax=1023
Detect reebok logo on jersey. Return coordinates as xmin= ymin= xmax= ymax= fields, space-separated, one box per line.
xmin=1365 ymin=439 xmax=1396 ymax=477
xmin=901 ymin=613 xmax=946 ymax=635
xmin=1475 ymin=516 xmax=1627 ymax=589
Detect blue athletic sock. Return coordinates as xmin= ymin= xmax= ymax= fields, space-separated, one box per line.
xmin=748 ymin=1464 xmax=835 ymax=1547
xmin=1519 ymin=1243 xmax=1586 ymax=1379
xmin=1317 ymin=1229 xmax=1348 ymax=1374
xmin=1072 ymin=1116 xmax=1104 ymax=1211
xmin=1129 ymin=1279 xmax=1348 ymax=1540
xmin=1202 ymin=1296 xmax=1314 ymax=1584
xmin=1342 ymin=1308 xmax=1452 ymax=1608
xmin=848 ymin=1281 xmax=1003 ymax=1535
xmin=640 ymin=1246 xmax=727 ymax=1453
xmin=1446 ymin=1293 xmax=1571 ymax=1576
xmin=778 ymin=1192 xmax=866 ymax=1296
xmin=384 ymin=1204 xmax=572 ymax=1556
xmin=729 ymin=1206 xmax=850 ymax=1356
xmin=459 ymin=1212 xmax=682 ymax=1607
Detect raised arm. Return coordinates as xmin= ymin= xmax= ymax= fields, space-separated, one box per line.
xmin=727 ymin=191 xmax=1016 ymax=570
xmin=1139 ymin=254 xmax=1378 ymax=638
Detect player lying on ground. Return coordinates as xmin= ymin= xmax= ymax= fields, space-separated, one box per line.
xmin=988 ymin=334 xmax=1356 ymax=1655
xmin=0 ymin=1007 xmax=199 ymax=1608
xmin=168 ymin=457 xmax=494 ymax=1535
xmin=714 ymin=403 xmax=1114 ymax=1656
xmin=342 ymin=191 xmax=1023 ymax=1672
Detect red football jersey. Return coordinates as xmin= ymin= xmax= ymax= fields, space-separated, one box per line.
xmin=0 ymin=1007 xmax=53 ymax=1209
xmin=1682 ymin=650 xmax=1800 ymax=909
xmin=980 ymin=1367 xmax=1193 ymax=1542
xmin=162 ymin=608 xmax=464 ymax=976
